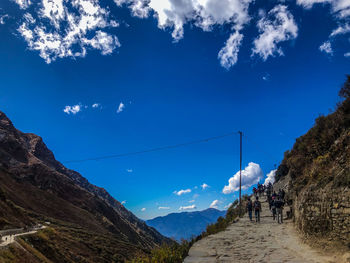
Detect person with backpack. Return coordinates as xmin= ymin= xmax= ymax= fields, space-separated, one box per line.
xmin=253 ymin=197 xmax=262 ymax=223
xmin=271 ymin=196 xmax=277 ymax=220
xmin=275 ymin=197 xmax=285 ymax=224
xmin=246 ymin=197 xmax=253 ymax=221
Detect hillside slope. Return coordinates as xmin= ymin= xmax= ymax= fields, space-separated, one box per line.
xmin=274 ymin=76 xmax=350 ymax=247
xmin=0 ymin=111 xmax=169 ymax=262
xmin=146 ymin=208 xmax=226 ymax=241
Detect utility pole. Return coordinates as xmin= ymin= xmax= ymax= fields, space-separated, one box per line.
xmin=238 ymin=131 xmax=243 ymax=215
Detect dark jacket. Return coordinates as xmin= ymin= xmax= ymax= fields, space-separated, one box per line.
xmin=253 ymin=201 xmax=261 ymax=211
xmin=246 ymin=200 xmax=253 ymax=211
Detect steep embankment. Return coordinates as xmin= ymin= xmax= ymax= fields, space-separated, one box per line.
xmin=0 ymin=111 xmax=170 ymax=262
xmin=274 ymin=78 xmax=350 ymax=248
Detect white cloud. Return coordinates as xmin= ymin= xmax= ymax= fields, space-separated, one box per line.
xmin=13 ymin=0 xmax=31 ymax=9
xmin=179 ymin=204 xmax=196 ymax=211
xmin=264 ymin=169 xmax=276 ymax=186
xmin=188 ymin=199 xmax=195 ymax=203
xmin=345 ymin=52 xmax=350 ymax=57
xmin=209 ymin=200 xmax=219 ymax=209
xmin=297 ymin=1 xmax=350 ymax=54
xmin=126 ymin=169 xmax=133 ymax=173
xmin=92 ymin=103 xmax=101 ymax=108
xmin=141 ymin=207 xmax=146 ymax=212
xmin=0 ymin=15 xmax=9 ymax=25
xmin=63 ymin=104 xmax=81 ymax=114
xmin=201 ymin=183 xmax=209 ymax=190
xmin=296 ymin=0 xmax=329 ymax=9
xmin=252 ymin=5 xmax=298 ymax=61
xmin=218 ymin=31 xmax=243 ymax=69
xmin=121 ymin=200 xmax=126 ymax=204
xmin=262 ymin=73 xmax=271 ymax=81
xmin=297 ymin=0 xmax=350 ymax=19
xmin=117 ymin=102 xmax=125 ymax=113
xmin=16 ymin=0 xmax=120 ymax=63
xmin=158 ymin=206 xmax=170 ymax=210
xmin=174 ymin=189 xmax=191 ymax=196
xmin=330 ymin=24 xmax=350 ymax=37
xmin=319 ymin=41 xmax=333 ymax=54
xmin=222 ymin=162 xmax=263 ymax=194
xmin=224 ymin=202 xmax=232 ymax=209
xmin=116 ymin=0 xmax=252 ymax=67
xmin=193 ymin=193 xmax=199 ymax=199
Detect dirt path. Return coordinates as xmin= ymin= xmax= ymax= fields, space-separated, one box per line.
xmin=0 ymin=226 xmax=46 ymax=247
xmin=184 ymin=198 xmax=340 ymax=263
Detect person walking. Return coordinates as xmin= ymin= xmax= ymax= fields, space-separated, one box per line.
xmin=253 ymin=197 xmax=262 ymax=223
xmin=271 ymin=196 xmax=277 ymax=220
xmin=246 ymin=197 xmax=253 ymax=221
xmin=275 ymin=197 xmax=285 ymax=224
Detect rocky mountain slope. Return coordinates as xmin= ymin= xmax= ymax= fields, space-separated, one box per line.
xmin=274 ymin=76 xmax=350 ymax=248
xmin=0 ymin=111 xmax=170 ymax=262
xmin=146 ymin=208 xmax=226 ymax=241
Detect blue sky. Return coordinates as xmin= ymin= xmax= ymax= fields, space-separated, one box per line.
xmin=0 ymin=0 xmax=349 ymax=219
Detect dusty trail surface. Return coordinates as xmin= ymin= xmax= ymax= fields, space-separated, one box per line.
xmin=184 ymin=199 xmax=339 ymax=263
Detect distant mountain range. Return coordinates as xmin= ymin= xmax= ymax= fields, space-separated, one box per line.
xmin=146 ymin=208 xmax=226 ymax=241
xmin=0 ymin=111 xmax=170 ymax=262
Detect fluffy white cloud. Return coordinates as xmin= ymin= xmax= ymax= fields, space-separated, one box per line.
xmin=297 ymin=0 xmax=350 ymax=54
xmin=264 ymin=169 xmax=276 ymax=186
xmin=16 ymin=0 xmax=120 ymax=63
xmin=116 ymin=0 xmax=252 ymax=68
xmin=13 ymin=0 xmax=31 ymax=9
xmin=126 ymin=168 xmax=133 ymax=173
xmin=222 ymin=162 xmax=263 ymax=194
xmin=117 ymin=102 xmax=125 ymax=113
xmin=117 ymin=0 xmax=251 ymax=40
xmin=174 ymin=189 xmax=191 ymax=196
xmin=121 ymin=200 xmax=126 ymax=204
xmin=345 ymin=52 xmax=350 ymax=57
xmin=141 ymin=207 xmax=146 ymax=211
xmin=179 ymin=204 xmax=196 ymax=211
xmin=330 ymin=24 xmax=350 ymax=37
xmin=209 ymin=200 xmax=219 ymax=209
xmin=319 ymin=41 xmax=333 ymax=54
xmin=252 ymin=5 xmax=298 ymax=61
xmin=297 ymin=0 xmax=350 ymax=19
xmin=218 ymin=31 xmax=243 ymax=69
xmin=158 ymin=206 xmax=170 ymax=210
xmin=63 ymin=104 xmax=81 ymax=114
xmin=201 ymin=183 xmax=209 ymax=190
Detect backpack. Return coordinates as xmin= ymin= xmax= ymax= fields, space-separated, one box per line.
xmin=254 ymin=201 xmax=260 ymax=210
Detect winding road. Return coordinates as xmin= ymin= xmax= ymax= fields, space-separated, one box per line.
xmin=0 ymin=226 xmax=46 ymax=247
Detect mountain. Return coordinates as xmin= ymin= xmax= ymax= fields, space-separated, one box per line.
xmin=146 ymin=208 xmax=226 ymax=241
xmin=274 ymin=76 xmax=350 ymax=248
xmin=0 ymin=111 xmax=170 ymax=262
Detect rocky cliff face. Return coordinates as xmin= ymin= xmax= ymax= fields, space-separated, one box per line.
xmin=0 ymin=111 xmax=169 ymax=262
xmin=274 ymin=79 xmax=350 ymax=248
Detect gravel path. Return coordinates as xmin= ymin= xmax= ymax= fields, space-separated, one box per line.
xmin=184 ymin=198 xmax=337 ymax=263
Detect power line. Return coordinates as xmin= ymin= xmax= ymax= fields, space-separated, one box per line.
xmin=64 ymin=131 xmax=239 ymax=164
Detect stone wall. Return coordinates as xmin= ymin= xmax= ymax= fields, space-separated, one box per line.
xmin=293 ymin=184 xmax=350 ymax=245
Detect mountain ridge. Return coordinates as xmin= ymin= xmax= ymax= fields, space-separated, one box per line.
xmin=146 ymin=208 xmax=226 ymax=241
xmin=0 ymin=110 xmax=170 ymax=262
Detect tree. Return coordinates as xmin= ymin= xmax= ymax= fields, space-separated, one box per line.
xmin=339 ymin=75 xmax=350 ymax=99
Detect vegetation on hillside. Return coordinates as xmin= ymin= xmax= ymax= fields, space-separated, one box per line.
xmin=275 ymin=75 xmax=350 ymax=191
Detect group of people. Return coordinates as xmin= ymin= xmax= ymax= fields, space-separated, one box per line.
xmin=246 ymin=182 xmax=286 ymax=224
